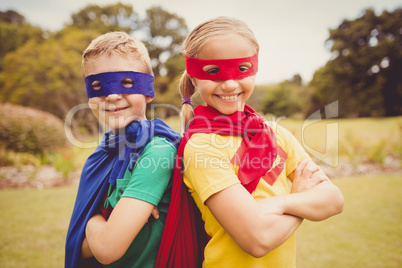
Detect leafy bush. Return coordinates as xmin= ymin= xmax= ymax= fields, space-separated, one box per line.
xmin=260 ymin=81 xmax=312 ymax=118
xmin=41 ymin=145 xmax=93 ymax=178
xmin=0 ymin=103 xmax=66 ymax=154
xmin=0 ymin=147 xmax=41 ymax=167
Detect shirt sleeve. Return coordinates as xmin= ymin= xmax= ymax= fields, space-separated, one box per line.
xmin=121 ymin=137 xmax=177 ymax=206
xmin=183 ymin=133 xmax=240 ymax=204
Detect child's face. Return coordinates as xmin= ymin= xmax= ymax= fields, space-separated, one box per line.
xmin=86 ymin=54 xmax=153 ymax=133
xmin=190 ymin=34 xmax=256 ymax=115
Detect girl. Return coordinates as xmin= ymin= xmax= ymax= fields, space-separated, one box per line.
xmin=156 ymin=17 xmax=344 ymax=267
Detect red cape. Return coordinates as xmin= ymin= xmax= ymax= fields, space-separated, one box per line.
xmin=155 ymin=105 xmax=277 ymax=267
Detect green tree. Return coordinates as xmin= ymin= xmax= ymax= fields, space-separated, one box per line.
xmin=0 ymin=10 xmax=44 ymax=71
xmin=0 ymin=27 xmax=100 ymax=132
xmin=0 ymin=4 xmax=189 ymax=129
xmin=260 ymin=78 xmax=311 ymax=118
xmin=310 ymin=8 xmax=402 ymax=117
xmin=0 ymin=9 xmax=25 ymax=24
xmin=70 ymin=2 xmax=140 ymax=34
xmin=141 ymin=6 xmax=188 ymax=80
xmin=141 ymin=7 xmax=188 ymax=119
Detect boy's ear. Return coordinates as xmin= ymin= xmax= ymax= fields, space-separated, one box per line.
xmin=146 ymin=96 xmax=154 ymax=103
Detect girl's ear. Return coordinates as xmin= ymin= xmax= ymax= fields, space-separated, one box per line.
xmin=189 ymin=76 xmax=198 ymax=88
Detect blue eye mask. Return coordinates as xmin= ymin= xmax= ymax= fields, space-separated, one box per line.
xmin=84 ymin=71 xmax=155 ymax=99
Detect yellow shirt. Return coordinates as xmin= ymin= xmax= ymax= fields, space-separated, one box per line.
xmin=183 ymin=122 xmax=309 ymax=267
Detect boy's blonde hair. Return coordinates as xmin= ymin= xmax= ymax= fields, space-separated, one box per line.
xmin=180 ymin=17 xmax=260 ymax=130
xmin=82 ymin=31 xmax=152 ymax=77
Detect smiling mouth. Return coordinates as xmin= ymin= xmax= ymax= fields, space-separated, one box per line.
xmin=104 ymin=107 xmax=129 ymax=112
xmin=216 ymin=93 xmax=242 ymax=101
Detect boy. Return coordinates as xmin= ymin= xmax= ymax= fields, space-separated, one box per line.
xmin=65 ymin=32 xmax=181 ymax=268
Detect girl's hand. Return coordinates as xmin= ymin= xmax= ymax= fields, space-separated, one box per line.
xmin=283 ymin=159 xmax=343 ymax=221
xmin=290 ymin=159 xmax=327 ymax=194
xmin=151 ymin=206 xmax=159 ymax=219
xmin=81 ymin=237 xmax=93 ymax=259
xmin=257 ymin=195 xmax=286 ymax=216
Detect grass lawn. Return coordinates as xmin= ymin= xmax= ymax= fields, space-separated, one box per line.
xmin=163 ymin=115 xmax=402 ymax=166
xmin=0 ymin=174 xmax=401 ymax=267
xmin=0 ymin=186 xmax=77 ymax=267
xmin=277 ymin=116 xmax=402 ymax=159
xmin=296 ymin=174 xmax=402 ymax=268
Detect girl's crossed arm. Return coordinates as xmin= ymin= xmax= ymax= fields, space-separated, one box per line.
xmin=205 ymin=184 xmax=303 ymax=258
xmin=204 ymin=159 xmax=343 ymax=258
xmin=284 ymin=159 xmax=344 ymax=221
xmin=258 ymin=159 xmax=344 ymax=221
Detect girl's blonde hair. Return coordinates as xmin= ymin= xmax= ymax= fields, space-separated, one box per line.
xmin=82 ymin=31 xmax=153 ymax=77
xmin=180 ymin=17 xmax=260 ymax=131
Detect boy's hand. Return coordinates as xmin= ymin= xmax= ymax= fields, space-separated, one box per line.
xmin=290 ymin=159 xmax=327 ymax=194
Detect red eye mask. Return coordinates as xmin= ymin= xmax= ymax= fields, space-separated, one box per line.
xmin=185 ymin=54 xmax=258 ymax=81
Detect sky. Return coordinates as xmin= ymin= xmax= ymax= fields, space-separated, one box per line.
xmin=1 ymin=0 xmax=401 ymax=84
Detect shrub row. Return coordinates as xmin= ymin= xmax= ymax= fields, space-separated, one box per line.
xmin=0 ymin=103 xmax=66 ymax=155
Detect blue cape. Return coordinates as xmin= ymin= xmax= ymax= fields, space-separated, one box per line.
xmin=65 ymin=119 xmax=180 ymax=268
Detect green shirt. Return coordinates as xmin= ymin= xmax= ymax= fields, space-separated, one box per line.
xmin=103 ymin=136 xmax=177 ymax=268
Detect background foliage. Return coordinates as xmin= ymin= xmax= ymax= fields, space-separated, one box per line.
xmin=0 ymin=5 xmax=400 ymax=267
xmin=309 ymin=8 xmax=402 ymax=117
xmin=0 ymin=4 xmax=401 ymax=150
xmin=0 ymin=103 xmax=66 ymax=155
